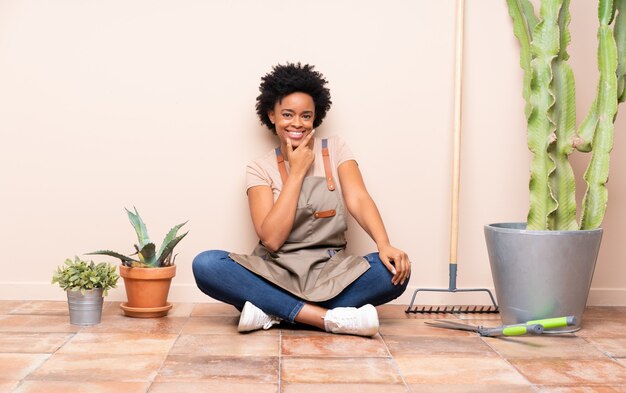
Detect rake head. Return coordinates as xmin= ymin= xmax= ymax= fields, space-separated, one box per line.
xmin=405 ymin=284 xmax=499 ymax=314
xmin=406 ymin=304 xmax=499 ymax=314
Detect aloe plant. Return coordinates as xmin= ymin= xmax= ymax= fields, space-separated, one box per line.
xmin=507 ymin=0 xmax=626 ymax=230
xmin=88 ymin=207 xmax=188 ymax=268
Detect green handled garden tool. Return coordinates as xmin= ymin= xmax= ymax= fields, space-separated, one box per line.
xmin=425 ymin=316 xmax=577 ymax=337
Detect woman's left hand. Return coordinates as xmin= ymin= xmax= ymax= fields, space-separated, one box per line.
xmin=378 ymin=245 xmax=411 ymax=286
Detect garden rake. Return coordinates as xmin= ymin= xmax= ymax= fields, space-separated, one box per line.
xmin=406 ymin=0 xmax=498 ymax=314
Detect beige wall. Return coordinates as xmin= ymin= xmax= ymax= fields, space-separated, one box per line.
xmin=1 ymin=0 xmax=624 ymax=305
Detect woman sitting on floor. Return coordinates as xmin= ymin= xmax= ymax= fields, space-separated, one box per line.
xmin=193 ymin=63 xmax=410 ymax=337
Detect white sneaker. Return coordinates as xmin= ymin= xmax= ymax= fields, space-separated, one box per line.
xmin=238 ymin=301 xmax=282 ymax=332
xmin=323 ymin=304 xmax=379 ymax=337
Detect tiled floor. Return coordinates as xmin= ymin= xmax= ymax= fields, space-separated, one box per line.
xmin=0 ymin=301 xmax=625 ymax=392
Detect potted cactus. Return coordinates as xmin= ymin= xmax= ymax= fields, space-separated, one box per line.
xmin=485 ymin=0 xmax=626 ymax=331
xmin=52 ymin=256 xmax=119 ymax=325
xmin=88 ymin=207 xmax=188 ymax=318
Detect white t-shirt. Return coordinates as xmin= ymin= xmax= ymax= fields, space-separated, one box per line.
xmin=245 ymin=135 xmax=356 ymax=201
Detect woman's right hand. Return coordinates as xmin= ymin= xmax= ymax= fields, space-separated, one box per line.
xmin=249 ymin=130 xmax=316 ymax=252
xmin=285 ymin=130 xmax=315 ymax=177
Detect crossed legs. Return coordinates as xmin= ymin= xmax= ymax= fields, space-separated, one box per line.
xmin=192 ymin=250 xmax=408 ymax=331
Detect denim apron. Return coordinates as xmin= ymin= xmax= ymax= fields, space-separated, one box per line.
xmin=230 ymin=139 xmax=370 ymax=302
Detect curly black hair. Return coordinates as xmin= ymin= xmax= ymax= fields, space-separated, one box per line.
xmin=256 ymin=63 xmax=332 ymax=133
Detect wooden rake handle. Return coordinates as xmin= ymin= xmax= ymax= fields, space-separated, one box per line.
xmin=450 ymin=0 xmax=465 ymax=266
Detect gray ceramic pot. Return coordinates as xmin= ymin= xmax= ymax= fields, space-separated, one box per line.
xmin=67 ymin=288 xmax=104 ymax=326
xmin=484 ymin=223 xmax=602 ymax=332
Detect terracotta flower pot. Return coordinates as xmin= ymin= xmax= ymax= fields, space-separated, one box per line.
xmin=119 ymin=265 xmax=176 ymax=318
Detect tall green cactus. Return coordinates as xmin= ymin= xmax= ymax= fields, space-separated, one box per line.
xmin=507 ymin=0 xmax=626 ymax=230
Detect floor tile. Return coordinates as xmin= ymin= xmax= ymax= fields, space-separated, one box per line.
xmin=0 ymin=301 xmax=25 ymax=315
xmin=9 ymin=301 xmax=69 ymax=316
xmin=380 ymin=305 xmax=461 ymax=320
xmin=0 ymin=300 xmax=624 ymax=392
xmin=281 ymin=334 xmax=389 ymax=357
xmin=394 ymin=356 xmax=529 ymax=384
xmin=190 ymin=303 xmax=241 ymax=317
xmin=582 ymin=307 xmax=626 ymax=320
xmin=100 ymin=302 xmax=125 ymax=316
xmin=384 ymin=335 xmax=498 ymax=357
xmin=0 ymin=315 xmax=80 ymax=333
xmin=0 ymin=354 xmax=50 ymax=379
xmin=0 ymin=381 xmax=19 ymax=393
xmin=0 ymin=333 xmax=71 ymax=353
xmin=148 ymin=381 xmax=278 ymax=393
xmin=170 ymin=334 xmax=278 ymax=357
xmin=58 ymin=333 xmax=177 ymax=355
xmin=379 ymin=318 xmax=474 ymax=337
xmin=280 ymin=325 xmax=330 ymax=336
xmin=100 ymin=302 xmax=194 ymax=318
xmin=407 ymin=384 xmax=535 ymax=392
xmin=510 ymin=358 xmax=626 ymax=385
xmin=81 ymin=315 xmax=185 ymax=334
xmin=27 ymin=353 xmax=166 ymax=382
xmin=156 ymin=355 xmax=278 ymax=383
xmin=181 ymin=316 xmax=239 ymax=334
xmin=456 ymin=312 xmax=503 ymax=321
xmin=586 ymin=338 xmax=626 ymax=358
xmin=282 ymin=383 xmax=408 ymax=393
xmin=183 ymin=316 xmax=278 ymax=335
xmin=535 ymin=386 xmax=626 ymax=392
xmin=13 ymin=381 xmax=150 ymax=393
xmin=163 ymin=303 xmax=195 ymax=318
xmin=281 ymin=357 xmax=402 ymax=384
xmin=576 ymin=320 xmax=626 ymax=338
xmin=451 ymin=317 xmax=504 ymax=326
xmin=377 ymin=304 xmax=417 ymax=319
xmin=484 ymin=335 xmax=606 ymax=359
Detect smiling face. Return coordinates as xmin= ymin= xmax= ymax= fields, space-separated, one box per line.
xmin=268 ymin=92 xmax=315 ymax=150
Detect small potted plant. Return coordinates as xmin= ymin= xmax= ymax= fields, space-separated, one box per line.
xmin=485 ymin=0 xmax=625 ymax=331
xmin=52 ymin=256 xmax=119 ymax=326
xmin=88 ymin=207 xmax=188 ymax=318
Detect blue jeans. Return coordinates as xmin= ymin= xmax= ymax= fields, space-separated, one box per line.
xmin=192 ymin=250 xmax=408 ymax=322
